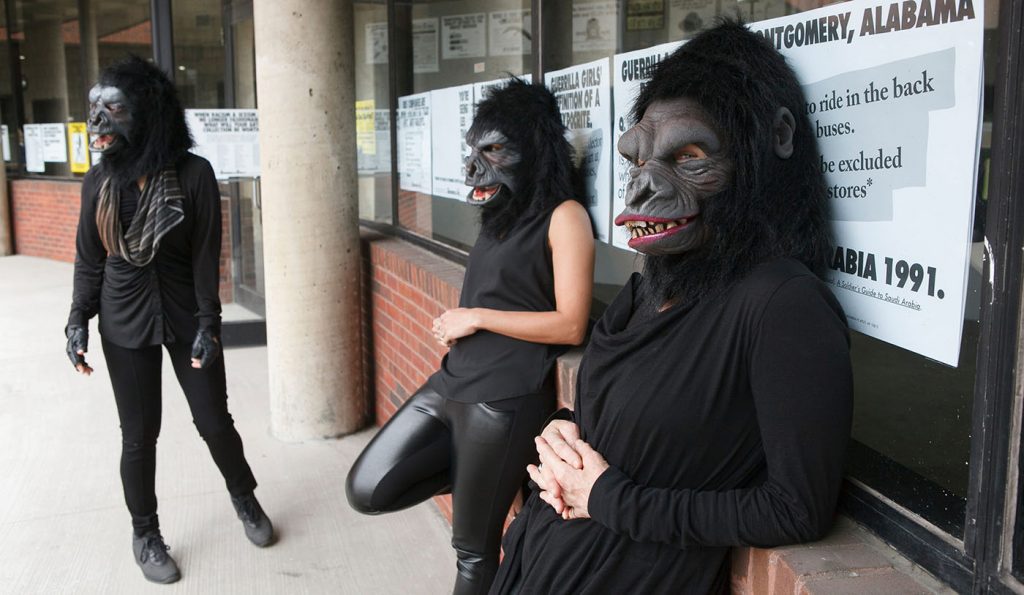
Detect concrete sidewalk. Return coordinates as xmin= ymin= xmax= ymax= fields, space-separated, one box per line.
xmin=0 ymin=256 xmax=455 ymax=594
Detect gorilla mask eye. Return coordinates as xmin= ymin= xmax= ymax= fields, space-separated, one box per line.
xmin=485 ymin=144 xmax=503 ymax=152
xmin=674 ymin=144 xmax=707 ymax=163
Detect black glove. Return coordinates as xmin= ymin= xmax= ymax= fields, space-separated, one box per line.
xmin=65 ymin=325 xmax=89 ymax=370
xmin=191 ymin=327 xmax=222 ymax=369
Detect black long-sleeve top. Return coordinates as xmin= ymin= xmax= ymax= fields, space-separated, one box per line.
xmin=490 ymin=258 xmax=853 ymax=594
xmin=68 ymin=153 xmax=222 ymax=348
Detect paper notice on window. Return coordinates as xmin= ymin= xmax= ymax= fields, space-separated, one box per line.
xmin=185 ymin=109 xmax=260 ymax=179
xmin=24 ymin=125 xmax=44 ymax=172
xmin=1 ymin=125 xmax=10 ymax=161
xmin=545 ymin=58 xmax=614 ymax=242
xmin=366 ymin=22 xmax=388 ymax=64
xmin=67 ymin=122 xmax=90 ymax=173
xmin=489 ymin=9 xmax=532 ymax=56
xmin=414 ymin=18 xmax=440 ymax=73
xmin=753 ymin=0 xmax=983 ymax=366
xmin=41 ymin=124 xmax=67 ymax=162
xmin=397 ymin=92 xmax=432 ymax=193
xmin=442 ymin=13 xmax=486 ymax=60
xmin=430 ymin=84 xmax=475 ymax=200
xmin=572 ymin=1 xmax=617 ymax=53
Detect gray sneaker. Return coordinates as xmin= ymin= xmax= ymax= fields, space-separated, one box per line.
xmin=131 ymin=531 xmax=181 ymax=584
xmin=231 ymin=493 xmax=275 ymax=547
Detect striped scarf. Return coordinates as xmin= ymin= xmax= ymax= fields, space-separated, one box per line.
xmin=96 ymin=166 xmax=185 ymax=267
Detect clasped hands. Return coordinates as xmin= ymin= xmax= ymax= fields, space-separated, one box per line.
xmin=527 ymin=420 xmax=609 ymax=520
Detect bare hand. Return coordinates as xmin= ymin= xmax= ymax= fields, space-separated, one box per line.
xmin=540 ymin=419 xmax=583 ymax=469
xmin=535 ymin=437 xmax=609 ymax=520
xmin=432 ymin=308 xmax=480 ymax=347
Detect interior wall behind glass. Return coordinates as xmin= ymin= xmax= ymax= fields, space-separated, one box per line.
xmin=173 ymin=0 xmax=224 ymax=108
xmin=354 ymin=1 xmax=392 ymax=224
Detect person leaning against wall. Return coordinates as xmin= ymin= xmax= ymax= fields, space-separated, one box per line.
xmin=65 ymin=56 xmax=273 ymax=585
xmin=345 ymin=78 xmax=595 ymax=595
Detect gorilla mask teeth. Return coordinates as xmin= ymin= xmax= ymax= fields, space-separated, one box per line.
xmin=471 ymin=185 xmax=500 ymax=202
xmin=624 ymin=218 xmax=686 ymax=240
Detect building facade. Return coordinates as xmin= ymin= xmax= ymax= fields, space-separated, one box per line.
xmin=3 ymin=0 xmax=1024 ymax=592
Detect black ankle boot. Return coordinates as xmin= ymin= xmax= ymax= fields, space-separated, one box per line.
xmin=231 ymin=492 xmax=275 ymax=547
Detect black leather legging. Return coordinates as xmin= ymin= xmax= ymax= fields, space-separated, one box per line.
xmin=346 ymin=385 xmax=553 ymax=595
xmin=102 ymin=337 xmax=257 ymax=535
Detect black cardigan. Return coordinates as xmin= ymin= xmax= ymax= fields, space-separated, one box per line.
xmin=68 ymin=153 xmax=222 ymax=348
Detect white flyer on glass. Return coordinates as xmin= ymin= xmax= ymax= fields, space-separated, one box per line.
xmin=365 ymin=22 xmax=389 ymax=64
xmin=750 ymin=0 xmax=984 ymax=365
xmin=24 ymin=124 xmax=44 ymax=172
xmin=442 ymin=13 xmax=486 ymax=60
xmin=397 ymin=92 xmax=432 ymax=194
xmin=414 ymin=18 xmax=440 ymax=73
xmin=546 ymin=58 xmax=613 ymax=242
xmin=185 ymin=109 xmax=260 ymax=179
xmin=1 ymin=124 xmax=10 ymax=161
xmin=572 ymin=1 xmax=617 ymax=52
xmin=489 ymin=9 xmax=532 ymax=56
xmin=430 ymin=84 xmax=475 ymax=200
xmin=41 ymin=123 xmax=67 ymax=162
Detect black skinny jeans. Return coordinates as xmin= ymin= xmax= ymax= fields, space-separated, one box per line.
xmin=346 ymin=385 xmax=553 ymax=595
xmin=101 ymin=337 xmax=257 ymax=535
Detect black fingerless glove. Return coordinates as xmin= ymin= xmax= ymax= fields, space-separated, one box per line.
xmin=191 ymin=327 xmax=222 ymax=369
xmin=65 ymin=324 xmax=89 ymax=369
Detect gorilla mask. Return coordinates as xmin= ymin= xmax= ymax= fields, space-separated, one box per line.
xmin=87 ymin=84 xmax=133 ymax=154
xmin=615 ymin=98 xmax=733 ymax=256
xmin=464 ymin=78 xmax=578 ymax=239
xmin=90 ymin=55 xmax=193 ymax=187
xmin=616 ymin=21 xmax=830 ymax=310
xmin=464 ymin=128 xmax=522 ymax=206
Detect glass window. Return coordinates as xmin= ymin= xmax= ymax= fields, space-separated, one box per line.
xmin=355 ymin=1 xmax=392 ymax=224
xmin=172 ymin=0 xmax=224 ymax=109
xmin=392 ymin=0 xmax=532 ymax=250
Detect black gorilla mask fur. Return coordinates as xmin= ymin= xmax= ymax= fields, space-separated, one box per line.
xmin=620 ymin=20 xmax=831 ymax=313
xmin=466 ymin=78 xmax=578 ymax=239
xmin=89 ymin=56 xmax=193 ymax=187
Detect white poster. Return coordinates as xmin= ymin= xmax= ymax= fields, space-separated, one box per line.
xmin=489 ymin=9 xmax=532 ymax=56
xmin=414 ymin=18 xmax=440 ymax=73
xmin=24 ymin=125 xmax=44 ymax=173
xmin=442 ymin=13 xmax=486 ymax=60
xmin=668 ymin=0 xmax=717 ymax=40
xmin=749 ymin=0 xmax=984 ymax=365
xmin=185 ymin=109 xmax=260 ymax=179
xmin=1 ymin=124 xmax=10 ymax=161
xmin=546 ymin=58 xmax=613 ymax=242
xmin=397 ymin=92 xmax=432 ymax=193
xmin=611 ymin=41 xmax=683 ymax=250
xmin=365 ymin=22 xmax=389 ymax=64
xmin=430 ymin=84 xmax=475 ymax=200
xmin=573 ymin=1 xmax=617 ymax=52
xmin=41 ymin=123 xmax=67 ymax=162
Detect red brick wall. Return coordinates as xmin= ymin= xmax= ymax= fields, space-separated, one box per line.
xmin=10 ymin=178 xmax=234 ymax=303
xmin=11 ymin=179 xmax=80 ymax=262
xmin=360 ymin=231 xmax=945 ymax=593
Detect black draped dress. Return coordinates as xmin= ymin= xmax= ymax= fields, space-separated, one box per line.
xmin=491 ymin=258 xmax=853 ymax=594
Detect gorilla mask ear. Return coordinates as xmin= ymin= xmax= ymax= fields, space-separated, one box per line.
xmin=772 ymin=107 xmax=796 ymax=159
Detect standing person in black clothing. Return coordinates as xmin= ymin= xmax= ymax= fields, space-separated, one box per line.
xmin=346 ymin=79 xmax=594 ymax=595
xmin=65 ymin=56 xmax=272 ymax=585
xmin=490 ymin=22 xmax=854 ymax=594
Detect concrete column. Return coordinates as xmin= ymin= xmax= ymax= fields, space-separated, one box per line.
xmin=78 ymin=0 xmax=100 ymax=89
xmin=23 ymin=18 xmax=69 ymax=123
xmin=253 ymin=0 xmax=364 ymax=441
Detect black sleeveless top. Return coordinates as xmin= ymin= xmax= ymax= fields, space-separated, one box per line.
xmin=428 ymin=209 xmax=567 ymax=403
